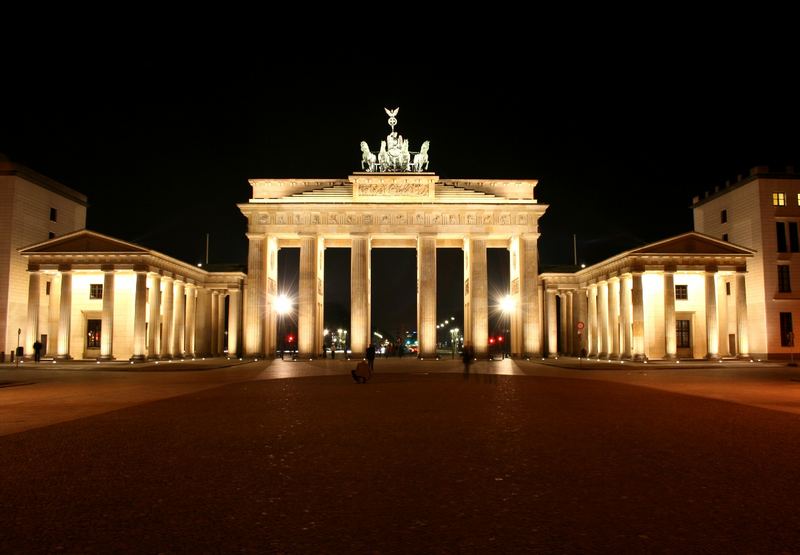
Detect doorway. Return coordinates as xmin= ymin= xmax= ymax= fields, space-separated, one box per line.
xmin=676 ymin=319 xmax=691 ymax=358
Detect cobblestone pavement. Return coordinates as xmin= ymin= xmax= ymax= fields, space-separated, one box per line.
xmin=2 ymin=358 xmax=800 ymax=552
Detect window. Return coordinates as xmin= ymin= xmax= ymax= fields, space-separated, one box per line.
xmin=89 ymin=284 xmax=103 ymax=299
xmin=777 ymin=222 xmax=788 ymax=252
xmin=779 ymin=265 xmax=791 ymax=293
xmin=721 ymin=209 xmax=727 ymax=223
xmin=675 ymin=284 xmax=688 ymax=300
xmin=726 ymin=282 xmax=731 ymax=296
xmin=87 ymin=319 xmax=102 ymax=348
xmin=676 ymin=320 xmax=691 ymax=348
xmin=780 ymin=312 xmax=794 ymax=346
xmin=722 ymin=233 xmax=729 ymax=242
xmin=49 ymin=207 xmax=57 ymax=221
xmin=797 ymin=193 xmax=800 ymax=206
xmin=790 ymin=222 xmax=799 ymax=252
xmin=773 ymin=192 xmax=786 ymax=206
xmin=46 ymin=281 xmax=51 ymax=296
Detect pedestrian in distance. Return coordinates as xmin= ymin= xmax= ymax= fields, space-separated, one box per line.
xmin=462 ymin=343 xmax=473 ymax=379
xmin=366 ymin=343 xmax=376 ymax=372
xmin=33 ymin=340 xmax=42 ymax=363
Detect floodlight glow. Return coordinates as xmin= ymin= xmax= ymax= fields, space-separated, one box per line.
xmin=275 ymin=294 xmax=293 ymax=315
xmin=500 ymin=295 xmax=515 ymax=313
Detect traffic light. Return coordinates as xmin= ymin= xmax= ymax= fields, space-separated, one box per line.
xmin=287 ymin=334 xmax=294 ymax=343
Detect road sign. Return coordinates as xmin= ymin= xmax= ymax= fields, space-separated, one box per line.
xmin=577 ymin=321 xmax=585 ymax=330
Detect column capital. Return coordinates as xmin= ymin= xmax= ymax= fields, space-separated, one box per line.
xmin=246 ymin=232 xmax=265 ymax=241
xmin=608 ymin=275 xmax=620 ymax=284
xmin=162 ymin=274 xmax=174 ymax=283
xmin=27 ymin=264 xmax=40 ymax=273
xmin=735 ymin=266 xmax=747 ymax=274
xmin=58 ymin=264 xmax=72 ymax=273
xmin=705 ymin=265 xmax=719 ymax=274
xmin=663 ymin=264 xmax=677 ymax=273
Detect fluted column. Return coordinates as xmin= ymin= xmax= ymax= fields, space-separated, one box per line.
xmin=598 ymin=281 xmax=609 ymax=358
xmin=25 ymin=269 xmax=41 ymax=356
xmin=211 ymin=290 xmax=219 ymax=356
xmin=621 ymin=275 xmax=633 ymax=359
xmin=736 ymin=271 xmax=750 ymax=357
xmin=185 ymin=284 xmax=196 ymax=357
xmin=566 ymin=291 xmax=574 ymax=355
xmin=631 ymin=272 xmax=645 ymax=360
xmin=465 ymin=236 xmax=489 ymax=355
xmin=705 ymin=268 xmax=719 ymax=359
xmin=216 ymin=292 xmax=226 ymax=355
xmin=298 ymin=234 xmax=324 ymax=358
xmin=244 ymin=233 xmax=266 ymax=356
xmin=227 ymin=288 xmax=241 ymax=357
xmin=56 ymin=269 xmax=72 ymax=359
xmin=608 ymin=277 xmax=620 ymax=359
xmin=546 ymin=289 xmax=557 ymax=357
xmin=417 ymin=233 xmax=437 ymax=358
xmin=172 ymin=280 xmax=185 ymax=357
xmin=195 ymin=288 xmax=210 ymax=356
xmin=350 ymin=234 xmax=371 ymax=358
xmin=160 ymin=276 xmax=174 ymax=358
xmin=100 ymin=269 xmax=115 ymax=360
xmin=575 ymin=288 xmax=588 ymax=356
xmin=559 ymin=293 xmax=568 ymax=355
xmin=664 ymin=270 xmax=677 ymax=359
xmin=587 ymin=284 xmax=598 ymax=357
xmin=47 ymin=273 xmax=61 ymax=356
xmin=148 ymin=274 xmax=161 ymax=359
xmin=132 ymin=270 xmax=148 ymax=361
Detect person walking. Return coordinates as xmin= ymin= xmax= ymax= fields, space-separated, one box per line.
xmin=462 ymin=343 xmax=473 ymax=379
xmin=32 ymin=340 xmax=42 ymax=363
xmin=366 ymin=343 xmax=376 ymax=372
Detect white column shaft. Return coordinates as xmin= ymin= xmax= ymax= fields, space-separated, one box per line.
xmin=25 ymin=271 xmax=41 ymax=355
xmin=546 ymin=290 xmax=557 ymax=356
xmin=57 ymin=271 xmax=72 ymax=358
xmin=172 ymin=281 xmax=185 ymax=356
xmin=588 ymin=285 xmax=598 ymax=357
xmin=621 ymin=276 xmax=633 ymax=358
xmin=609 ymin=279 xmax=620 ymax=358
xmin=417 ymin=234 xmax=437 ymax=357
xmin=350 ymin=235 xmax=371 ymax=357
xmin=298 ymin=235 xmax=319 ymax=358
xmin=705 ymin=271 xmax=719 ymax=358
xmin=664 ymin=272 xmax=677 ymax=358
xmin=100 ymin=271 xmax=115 ymax=359
xmin=631 ymin=273 xmax=645 ymax=360
xmin=227 ymin=289 xmax=240 ymax=356
xmin=160 ymin=278 xmax=174 ymax=357
xmin=217 ymin=293 xmax=226 ymax=355
xmin=185 ymin=285 xmax=196 ymax=356
xmin=211 ymin=291 xmax=219 ymax=356
xmin=244 ymin=234 xmax=266 ymax=356
xmin=598 ymin=282 xmax=609 ymax=358
xmin=148 ymin=275 xmax=161 ymax=358
xmin=736 ymin=273 xmax=749 ymax=356
xmin=132 ymin=271 xmax=148 ymax=360
xmin=467 ymin=237 xmax=489 ymax=355
xmin=47 ymin=273 xmax=61 ymax=356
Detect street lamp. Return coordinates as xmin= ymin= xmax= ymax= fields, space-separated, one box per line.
xmin=450 ymin=327 xmax=459 ymax=359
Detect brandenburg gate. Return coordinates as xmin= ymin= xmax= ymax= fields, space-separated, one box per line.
xmin=239 ymin=109 xmax=548 ymax=359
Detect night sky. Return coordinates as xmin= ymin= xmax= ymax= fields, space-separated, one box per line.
xmin=3 ymin=31 xmax=798 ymax=339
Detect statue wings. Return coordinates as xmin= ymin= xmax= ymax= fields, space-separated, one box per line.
xmin=384 ymin=107 xmax=399 ymax=117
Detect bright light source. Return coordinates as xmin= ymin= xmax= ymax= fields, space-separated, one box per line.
xmin=324 ymin=329 xmax=329 ymax=336
xmin=500 ymin=295 xmax=515 ymax=313
xmin=275 ymin=294 xmax=293 ymax=315
xmin=581 ymin=263 xmax=586 ymax=268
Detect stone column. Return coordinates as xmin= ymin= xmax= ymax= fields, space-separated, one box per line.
xmin=417 ymin=233 xmax=437 ymax=358
xmin=565 ymin=291 xmax=574 ymax=355
xmin=47 ymin=273 xmax=61 ymax=356
xmin=546 ymin=288 xmax=557 ymax=357
xmin=587 ymin=284 xmax=598 ymax=357
xmin=664 ymin=269 xmax=677 ymax=359
xmin=160 ymin=276 xmax=174 ymax=358
xmin=520 ymin=234 xmax=541 ymax=356
xmin=598 ymin=281 xmax=609 ymax=359
xmin=185 ymin=284 xmax=197 ymax=357
xmin=736 ymin=271 xmax=750 ymax=357
xmin=195 ymin=288 xmax=210 ymax=356
xmin=243 ymin=233 xmax=266 ymax=357
xmin=621 ymin=275 xmax=633 ymax=359
xmin=227 ymin=288 xmax=241 ymax=357
xmin=211 ymin=290 xmax=219 ymax=356
xmin=264 ymin=236 xmax=279 ymax=357
xmin=132 ymin=270 xmax=148 ymax=361
xmin=25 ymin=269 xmax=40 ymax=356
xmin=217 ymin=292 xmax=226 ymax=355
xmin=100 ymin=268 xmax=115 ymax=360
xmin=608 ymin=277 xmax=620 ymax=359
xmin=575 ymin=288 xmax=588 ymax=356
xmin=559 ymin=293 xmax=568 ymax=356
xmin=148 ymin=274 xmax=161 ymax=359
xmin=465 ymin=236 xmax=489 ymax=356
xmin=631 ymin=272 xmax=646 ymax=360
xmin=298 ymin=234 xmax=324 ymax=358
xmin=56 ymin=268 xmax=72 ymax=359
xmin=172 ymin=280 xmax=185 ymax=357
xmin=705 ymin=268 xmax=719 ymax=359
xmin=350 ymin=234 xmax=371 ymax=358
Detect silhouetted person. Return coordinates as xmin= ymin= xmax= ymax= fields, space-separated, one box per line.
xmin=32 ymin=340 xmax=42 ymax=363
xmin=462 ymin=343 xmax=474 ymax=379
xmin=331 ymin=346 xmax=336 ymax=359
xmin=366 ymin=343 xmax=376 ymax=371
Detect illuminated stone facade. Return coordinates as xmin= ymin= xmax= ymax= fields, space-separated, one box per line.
xmin=239 ymin=173 xmax=548 ymax=358
xmin=540 ymin=233 xmax=754 ymax=360
xmin=19 ymin=231 xmax=244 ymax=360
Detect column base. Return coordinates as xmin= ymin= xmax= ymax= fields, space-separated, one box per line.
xmin=297 ymin=353 xmax=317 ymax=360
xmin=633 ymin=354 xmax=646 ymax=362
xmin=130 ymin=355 xmax=146 ymax=362
xmin=705 ymin=353 xmax=721 ymax=360
xmin=598 ymin=352 xmax=608 ymax=359
xmin=55 ymin=354 xmax=72 ymax=360
xmin=418 ymin=352 xmax=438 ymax=360
xmin=664 ymin=353 xmax=678 ymax=360
xmin=737 ymin=354 xmax=752 ymax=360
xmin=99 ymin=355 xmax=115 ymax=361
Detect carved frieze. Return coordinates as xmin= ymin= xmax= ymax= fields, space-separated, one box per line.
xmin=254 ymin=209 xmax=534 ymax=228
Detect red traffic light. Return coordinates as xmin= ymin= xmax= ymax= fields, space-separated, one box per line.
xmin=287 ymin=335 xmax=294 ymax=343
xmin=498 ymin=336 xmax=504 ymax=342
xmin=489 ymin=338 xmax=495 ymax=344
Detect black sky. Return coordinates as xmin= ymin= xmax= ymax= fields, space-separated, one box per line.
xmin=3 ymin=25 xmax=798 ymax=337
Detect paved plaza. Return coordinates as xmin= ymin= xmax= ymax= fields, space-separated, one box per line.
xmin=2 ymin=357 xmax=800 ymax=552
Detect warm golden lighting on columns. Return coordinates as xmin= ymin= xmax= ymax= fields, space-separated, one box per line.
xmin=185 ymin=283 xmax=197 ymax=357
xmin=559 ymin=292 xmax=568 ymax=355
xmin=465 ymin=236 xmax=489 ymax=355
xmin=173 ymin=280 xmax=186 ymax=357
xmin=735 ymin=271 xmax=749 ymax=357
xmin=56 ymin=268 xmax=72 ymax=359
xmin=587 ymin=284 xmax=598 ymax=357
xmin=132 ymin=270 xmax=148 ymax=361
xmin=565 ymin=291 xmax=574 ymax=355
xmin=47 ymin=273 xmax=61 ymax=356
xmin=621 ymin=275 xmax=632 ymax=359
xmin=417 ymin=233 xmax=437 ymax=358
xmin=705 ymin=267 xmax=719 ymax=359
xmin=211 ymin=290 xmax=219 ymax=356
xmin=598 ymin=281 xmax=609 ymax=359
xmin=243 ymin=233 xmax=266 ymax=357
xmin=546 ymin=288 xmax=557 ymax=357
xmin=298 ymin=234 xmax=321 ymax=358
xmin=216 ymin=292 xmax=226 ymax=355
xmin=631 ymin=271 xmax=645 ymax=361
xmin=160 ymin=276 xmax=174 ymax=358
xmin=663 ymin=268 xmax=677 ymax=359
xmin=227 ymin=288 xmax=241 ymax=357
xmin=24 ymin=269 xmax=40 ymax=356
xmin=350 ymin=233 xmax=371 ymax=357
xmin=100 ymin=268 xmax=115 ymax=360
xmin=608 ymin=277 xmax=620 ymax=359
xmin=520 ymin=234 xmax=541 ymax=357
xmin=148 ymin=274 xmax=161 ymax=359
xmin=575 ymin=288 xmax=588 ymax=356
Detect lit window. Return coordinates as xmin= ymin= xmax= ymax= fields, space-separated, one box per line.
xmin=797 ymin=193 xmax=800 ymax=206
xmin=90 ymin=284 xmax=104 ymax=299
xmin=773 ymin=192 xmax=786 ymax=206
xmin=49 ymin=207 xmax=57 ymax=221
xmin=779 ymin=266 xmax=792 ymax=293
xmin=675 ymin=284 xmax=688 ymax=300
xmin=721 ymin=209 xmax=727 ymax=223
